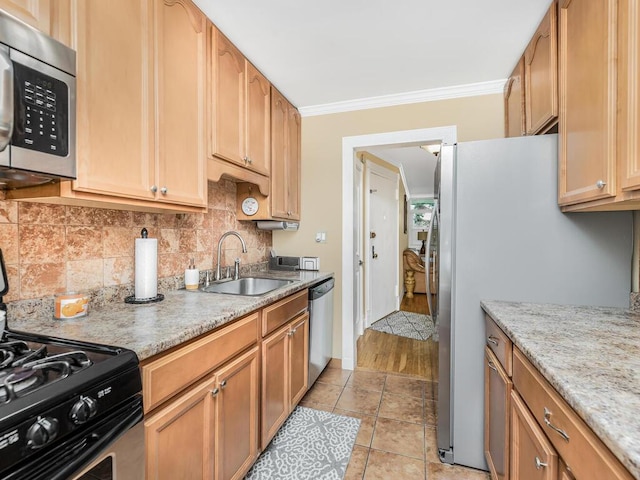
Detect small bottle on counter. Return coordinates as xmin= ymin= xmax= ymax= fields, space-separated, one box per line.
xmin=185 ymin=258 xmax=199 ymax=290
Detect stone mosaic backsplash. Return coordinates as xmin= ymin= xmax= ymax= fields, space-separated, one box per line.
xmin=0 ymin=179 xmax=272 ymax=316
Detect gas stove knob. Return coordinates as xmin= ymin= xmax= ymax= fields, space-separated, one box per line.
xmin=70 ymin=395 xmax=98 ymax=424
xmin=26 ymin=417 xmax=59 ymax=449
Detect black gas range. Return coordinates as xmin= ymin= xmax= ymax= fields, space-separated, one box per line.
xmin=0 ymin=331 xmax=143 ymax=480
xmin=0 ymin=250 xmax=143 ymax=480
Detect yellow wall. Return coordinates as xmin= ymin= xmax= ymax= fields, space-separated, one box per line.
xmin=273 ymin=93 xmax=504 ymax=358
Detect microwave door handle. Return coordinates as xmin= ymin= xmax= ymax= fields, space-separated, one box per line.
xmin=424 ymin=201 xmax=437 ymax=316
xmin=0 ymin=48 xmax=13 ymax=152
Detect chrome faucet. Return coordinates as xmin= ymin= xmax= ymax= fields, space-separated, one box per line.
xmin=215 ymin=231 xmax=247 ymax=281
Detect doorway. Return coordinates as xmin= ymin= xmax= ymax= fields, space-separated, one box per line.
xmin=340 ymin=126 xmax=457 ymax=371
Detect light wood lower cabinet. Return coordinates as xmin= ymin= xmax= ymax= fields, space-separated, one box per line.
xmin=485 ymin=347 xmax=511 ymax=480
xmin=145 ymin=345 xmax=259 ymax=480
xmin=143 ymin=289 xmax=311 ymax=479
xmin=145 ymin=373 xmax=214 ymax=479
xmin=485 ymin=315 xmax=634 ymax=480
xmin=261 ymin=312 xmax=309 ymax=449
xmin=510 ymin=390 xmax=558 ymax=480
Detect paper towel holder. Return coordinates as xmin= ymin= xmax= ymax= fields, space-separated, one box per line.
xmin=125 ymin=227 xmax=164 ymax=304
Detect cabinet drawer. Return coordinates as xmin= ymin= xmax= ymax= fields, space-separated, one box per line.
xmin=485 ymin=315 xmax=513 ymax=376
xmin=512 ymin=348 xmax=633 ymax=480
xmin=142 ymin=313 xmax=259 ymax=413
xmin=262 ymin=289 xmax=308 ymax=336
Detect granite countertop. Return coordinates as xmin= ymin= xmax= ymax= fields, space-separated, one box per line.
xmin=481 ymin=300 xmax=640 ymax=480
xmin=7 ymin=271 xmax=333 ymax=362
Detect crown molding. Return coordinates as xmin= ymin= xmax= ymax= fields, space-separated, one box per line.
xmin=299 ymin=78 xmax=507 ymax=117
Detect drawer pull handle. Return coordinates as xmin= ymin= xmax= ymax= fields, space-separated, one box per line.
xmin=544 ymin=407 xmax=570 ymax=442
xmin=487 ymin=336 xmax=499 ymax=346
xmin=535 ymin=457 xmax=548 ymax=469
xmin=487 ymin=360 xmax=498 ymax=372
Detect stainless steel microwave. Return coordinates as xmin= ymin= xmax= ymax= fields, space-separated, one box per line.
xmin=0 ymin=9 xmax=76 ymax=189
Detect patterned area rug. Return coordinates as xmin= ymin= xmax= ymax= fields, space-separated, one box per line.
xmin=245 ymin=406 xmax=360 ymax=480
xmin=368 ymin=311 xmax=437 ymax=341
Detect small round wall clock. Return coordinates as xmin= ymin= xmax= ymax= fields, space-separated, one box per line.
xmin=241 ymin=197 xmax=259 ymax=216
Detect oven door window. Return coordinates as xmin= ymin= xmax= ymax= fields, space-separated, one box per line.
xmin=75 ymin=456 xmax=113 ymax=480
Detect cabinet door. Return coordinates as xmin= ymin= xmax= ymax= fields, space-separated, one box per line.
xmin=504 ymin=58 xmax=525 ymax=138
xmin=270 ymin=88 xmax=288 ymax=219
xmin=286 ymin=104 xmax=301 ymax=220
xmin=289 ymin=313 xmax=309 ymax=407
xmin=484 ymin=348 xmax=511 ymax=480
xmin=145 ymin=375 xmax=215 ymax=480
xmin=261 ymin=323 xmax=289 ymax=449
xmin=211 ymin=28 xmax=246 ymax=167
xmin=510 ymin=391 xmax=557 ymax=480
xmin=558 ymin=459 xmax=576 ymax=480
xmin=525 ymin=2 xmax=558 ymax=135
xmin=618 ymin=0 xmax=640 ymax=192
xmin=154 ymin=0 xmax=206 ymax=207
xmin=0 ymin=0 xmax=51 ymax=33
xmin=558 ymin=0 xmax=616 ymax=205
xmin=72 ymin=0 xmax=156 ymax=201
xmin=245 ymin=62 xmax=271 ymax=176
xmin=214 ymin=346 xmax=259 ymax=480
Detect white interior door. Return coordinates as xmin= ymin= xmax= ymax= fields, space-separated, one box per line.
xmin=366 ymin=161 xmax=399 ymax=325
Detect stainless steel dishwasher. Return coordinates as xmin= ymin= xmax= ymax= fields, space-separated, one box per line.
xmin=308 ymin=277 xmax=334 ymax=387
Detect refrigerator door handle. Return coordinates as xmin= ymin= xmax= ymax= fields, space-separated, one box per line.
xmin=425 ymin=201 xmax=438 ymax=317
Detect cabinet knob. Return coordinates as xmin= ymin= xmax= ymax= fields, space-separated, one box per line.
xmin=160 ymin=186 xmax=168 ymax=195
xmin=535 ymin=457 xmax=548 ymax=470
xmin=247 ymin=157 xmax=253 ymax=164
xmin=596 ymin=180 xmax=606 ymax=189
xmin=150 ymin=185 xmax=158 ymax=193
xmin=243 ymin=156 xmax=249 ymax=164
xmin=210 ymin=387 xmax=219 ymax=396
xmin=287 ymin=211 xmax=292 ymax=216
xmin=220 ymin=380 xmax=227 ymax=389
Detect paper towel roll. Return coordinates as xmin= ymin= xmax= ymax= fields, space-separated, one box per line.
xmin=256 ymin=221 xmax=300 ymax=231
xmin=135 ymin=237 xmax=158 ymax=299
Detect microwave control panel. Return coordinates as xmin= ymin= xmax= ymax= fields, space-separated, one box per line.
xmin=12 ymin=62 xmax=69 ymax=157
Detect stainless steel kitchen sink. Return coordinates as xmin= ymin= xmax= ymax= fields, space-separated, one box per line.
xmin=200 ymin=277 xmax=294 ymax=296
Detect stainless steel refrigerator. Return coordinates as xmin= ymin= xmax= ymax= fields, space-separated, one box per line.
xmin=427 ymin=134 xmax=632 ymax=470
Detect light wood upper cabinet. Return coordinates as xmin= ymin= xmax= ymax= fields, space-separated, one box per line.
xmin=153 ymin=0 xmax=207 ymax=207
xmin=8 ymin=0 xmax=207 ymax=212
xmin=524 ymin=1 xmax=558 ymax=135
xmin=210 ymin=28 xmax=270 ymax=177
xmin=72 ymin=0 xmax=156 ymax=202
xmin=618 ymin=0 xmax=640 ymax=192
xmin=504 ymin=57 xmax=525 ymax=138
xmin=558 ymin=0 xmax=617 ymax=206
xmin=286 ymin=104 xmax=302 ymax=220
xmin=246 ymin=63 xmax=271 ymax=177
xmin=0 ymin=0 xmax=57 ymax=36
xmin=270 ymin=87 xmax=289 ymax=220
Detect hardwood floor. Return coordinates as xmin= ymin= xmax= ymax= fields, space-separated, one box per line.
xmin=356 ymin=294 xmax=438 ymax=382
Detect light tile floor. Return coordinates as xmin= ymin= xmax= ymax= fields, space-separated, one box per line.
xmin=300 ymin=368 xmax=490 ymax=480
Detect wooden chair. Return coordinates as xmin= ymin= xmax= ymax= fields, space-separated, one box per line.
xmin=403 ymin=249 xmax=426 ymax=298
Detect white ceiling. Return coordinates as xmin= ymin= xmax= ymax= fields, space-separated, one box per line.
xmin=193 ymin=0 xmax=551 ymax=196
xmin=194 ymin=0 xmax=551 ymax=109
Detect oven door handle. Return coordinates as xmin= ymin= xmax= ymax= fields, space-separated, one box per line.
xmin=0 ymin=47 xmax=14 ymax=153
xmin=4 ymin=397 xmax=143 ymax=480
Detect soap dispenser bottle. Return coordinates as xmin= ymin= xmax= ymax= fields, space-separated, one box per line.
xmin=185 ymin=258 xmax=199 ymax=290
